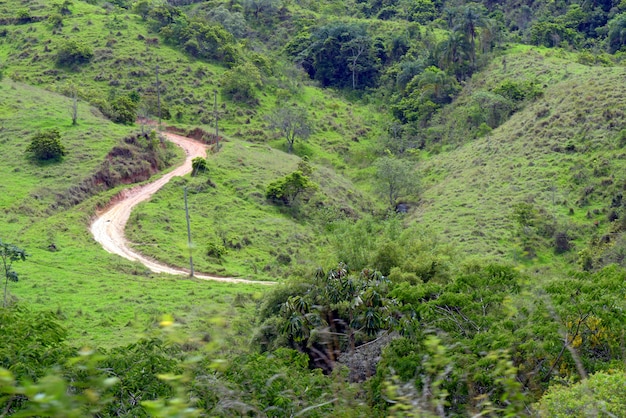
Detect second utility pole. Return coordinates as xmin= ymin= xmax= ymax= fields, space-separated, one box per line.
xmin=184 ymin=186 xmax=194 ymax=277
xmin=214 ymin=89 xmax=219 ymax=150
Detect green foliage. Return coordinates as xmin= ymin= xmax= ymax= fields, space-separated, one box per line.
xmin=266 ymin=170 xmax=316 ymax=206
xmin=101 ymin=95 xmax=138 ymax=125
xmin=98 ymin=338 xmax=181 ymax=416
xmin=191 ymin=157 xmax=208 ymax=176
xmin=608 ymin=13 xmax=626 ymax=53
xmin=161 ymin=21 xmax=239 ymax=64
xmin=392 ymin=66 xmax=460 ymax=125
xmin=493 ymin=79 xmax=543 ymax=103
xmin=371 ymin=264 xmax=533 ymax=416
xmin=198 ymin=5 xmax=247 ymax=38
xmin=206 ymin=240 xmax=227 ymax=259
xmin=56 ymin=40 xmax=94 ymax=67
xmin=374 ymin=156 xmax=419 ymax=209
xmin=26 ymin=129 xmax=66 ymax=161
xmin=243 ymin=0 xmax=282 ymax=24
xmin=529 ymin=21 xmax=582 ymax=48
xmin=544 ymin=266 xmax=626 ymax=374
xmin=4 ymin=1 xmax=626 ymax=415
xmin=512 ymin=202 xmax=537 ymax=228
xmin=48 ymin=13 xmax=64 ymax=29
xmin=147 ymin=3 xmax=182 ymax=31
xmin=259 ymin=264 xmax=395 ymax=372
xmin=221 ymin=63 xmax=261 ymax=105
xmin=56 ymin=0 xmax=73 ymax=16
xmin=1 ymin=240 xmax=27 ymax=307
xmin=217 ymin=348 xmax=350 ymax=416
xmin=267 ymin=106 xmax=311 ymax=153
xmin=0 ymin=306 xmax=71 ymax=414
xmin=536 ymin=371 xmax=626 ymax=417
xmin=406 ymin=0 xmax=437 ymax=23
xmin=379 ymin=338 xmax=525 ymax=417
xmin=0 ymin=309 xmax=361 ymax=417
xmin=16 ymin=8 xmax=31 ymax=24
xmin=298 ymin=23 xmax=380 ymax=89
xmin=0 ymin=362 xmax=119 ymax=418
xmin=467 ymin=90 xmax=514 ymax=129
xmin=132 ymin=0 xmax=152 ymax=20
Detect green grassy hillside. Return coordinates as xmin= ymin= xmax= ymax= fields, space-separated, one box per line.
xmin=0 ymin=0 xmax=386 ymax=347
xmin=0 ymin=79 xmax=134 ymax=230
xmin=0 ymin=79 xmax=265 ymax=347
xmin=0 ymin=0 xmax=390 ymax=282
xmin=416 ymin=47 xmax=626 ymax=267
xmin=126 ymin=139 xmax=374 ymax=279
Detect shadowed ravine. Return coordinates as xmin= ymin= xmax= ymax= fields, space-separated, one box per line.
xmin=90 ymin=131 xmax=275 ymax=285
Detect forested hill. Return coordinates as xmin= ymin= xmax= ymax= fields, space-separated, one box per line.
xmin=2 ymin=0 xmax=626 ymax=416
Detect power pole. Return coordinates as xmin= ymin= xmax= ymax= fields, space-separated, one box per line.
xmin=184 ymin=187 xmax=194 ymax=277
xmin=213 ymin=89 xmax=219 ymax=150
xmin=71 ymin=88 xmax=78 ymax=126
xmin=155 ymin=64 xmax=161 ymax=128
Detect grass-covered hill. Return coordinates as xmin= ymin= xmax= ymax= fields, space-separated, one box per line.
xmin=0 ymin=0 xmax=393 ymax=283
xmin=0 ymin=78 xmax=269 ymax=348
xmin=0 ymin=0 xmax=393 ymax=353
xmin=416 ymin=46 xmax=626 ymax=268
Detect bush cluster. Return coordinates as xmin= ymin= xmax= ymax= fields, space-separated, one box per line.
xmin=26 ymin=129 xmax=66 ymax=161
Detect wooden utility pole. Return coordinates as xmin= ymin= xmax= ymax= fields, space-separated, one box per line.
xmin=184 ymin=187 xmax=194 ymax=277
xmin=155 ymin=65 xmax=161 ymax=128
xmin=213 ymin=89 xmax=219 ymax=150
xmin=71 ymin=88 xmax=78 ymax=126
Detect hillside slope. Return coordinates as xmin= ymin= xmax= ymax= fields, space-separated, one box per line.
xmin=416 ymin=48 xmax=626 ymax=264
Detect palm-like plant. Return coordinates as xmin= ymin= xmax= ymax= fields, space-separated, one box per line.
xmin=438 ymin=31 xmax=470 ymax=79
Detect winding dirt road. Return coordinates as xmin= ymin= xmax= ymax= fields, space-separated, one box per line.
xmin=90 ymin=132 xmax=274 ymax=285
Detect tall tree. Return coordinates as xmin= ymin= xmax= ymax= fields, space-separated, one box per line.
xmin=300 ymin=23 xmax=379 ymax=89
xmin=438 ymin=31 xmax=469 ymax=79
xmin=374 ymin=156 xmax=419 ymax=209
xmin=343 ymin=36 xmax=369 ymax=90
xmin=267 ymin=106 xmax=311 ymax=153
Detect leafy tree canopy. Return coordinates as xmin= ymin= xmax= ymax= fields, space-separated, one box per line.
xmin=26 ymin=129 xmax=66 ymax=161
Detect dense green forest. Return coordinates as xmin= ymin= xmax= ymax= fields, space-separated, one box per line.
xmin=2 ymin=0 xmax=626 ymax=416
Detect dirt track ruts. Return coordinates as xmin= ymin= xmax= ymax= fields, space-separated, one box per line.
xmin=90 ymin=131 xmax=275 ymax=285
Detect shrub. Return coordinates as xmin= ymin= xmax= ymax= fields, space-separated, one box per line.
xmin=554 ymin=231 xmax=571 ymax=254
xmin=529 ymin=21 xmax=581 ymax=47
xmin=206 ymin=241 xmax=227 ymax=259
xmin=56 ymin=40 xmax=93 ymax=67
xmin=26 ymin=129 xmax=66 ymax=161
xmin=536 ymin=371 xmax=626 ymax=417
xmin=16 ymin=8 xmax=31 ymax=24
xmin=48 ymin=13 xmax=63 ymax=29
xmin=608 ymin=13 xmax=626 ymax=53
xmin=191 ymin=157 xmax=208 ymax=176
xmin=221 ymin=63 xmax=261 ymax=105
xmin=493 ymin=80 xmax=543 ymax=103
xmin=104 ymin=96 xmax=138 ymax=125
xmin=265 ymin=171 xmax=317 ymax=206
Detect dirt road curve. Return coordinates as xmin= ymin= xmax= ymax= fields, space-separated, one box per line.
xmin=90 ymin=132 xmax=275 ymax=285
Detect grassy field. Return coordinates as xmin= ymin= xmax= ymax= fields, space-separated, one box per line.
xmin=125 ymin=138 xmax=376 ymax=280
xmin=0 ymin=79 xmax=265 ymax=348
